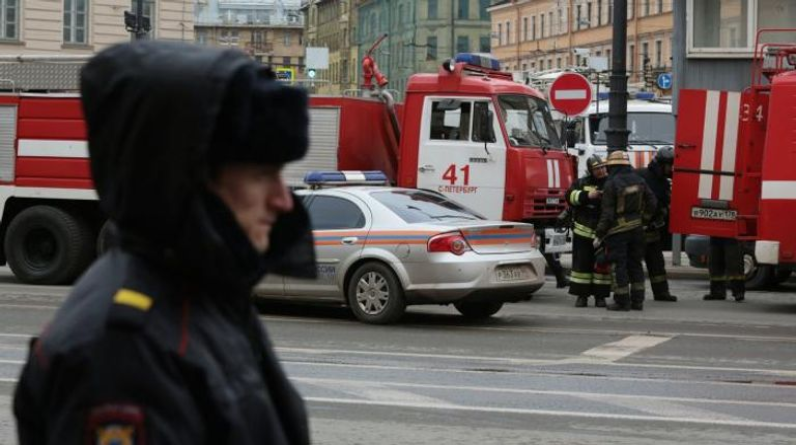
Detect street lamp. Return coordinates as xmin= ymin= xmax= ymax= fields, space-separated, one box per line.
xmin=124 ymin=0 xmax=151 ymax=40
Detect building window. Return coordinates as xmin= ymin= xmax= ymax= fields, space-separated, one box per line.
xmin=645 ymin=0 xmax=650 ymax=16
xmin=284 ymin=32 xmax=291 ymax=46
xmin=577 ymin=5 xmax=582 ymax=30
xmin=540 ymin=14 xmax=545 ymax=38
xmin=195 ymin=29 xmax=208 ymax=45
xmin=283 ymin=56 xmax=291 ymax=66
xmin=642 ymin=41 xmax=649 ymax=67
xmin=586 ymin=2 xmax=592 ymax=27
xmin=531 ymin=16 xmax=536 ymax=40
xmin=606 ymin=48 xmax=612 ymax=68
xmin=547 ymin=59 xmax=552 ymax=70
xmin=629 ymin=43 xmax=635 ymax=74
xmin=64 ymin=0 xmax=88 ymax=44
xmin=480 ymin=35 xmax=490 ymax=52
xmin=608 ymin=1 xmax=613 ymax=23
xmin=458 ymin=0 xmax=469 ymax=19
xmin=506 ymin=20 xmax=510 ymax=44
xmin=598 ymin=0 xmax=603 ymax=26
xmin=558 ymin=9 xmax=564 ymax=34
xmin=457 ymin=35 xmax=469 ymax=54
xmin=688 ymin=0 xmax=754 ymax=55
xmin=1 ymin=0 xmax=19 ymax=40
xmin=556 ymin=57 xmax=561 ymax=68
xmin=132 ymin=0 xmax=156 ymax=39
xmin=656 ymin=40 xmax=663 ymax=67
xmin=479 ymin=0 xmax=489 ymax=20
xmin=428 ymin=0 xmax=438 ymax=19
xmin=549 ymin=12 xmax=553 ymax=34
xmin=427 ymin=35 xmax=437 ymax=60
xmin=497 ymin=23 xmax=502 ymax=46
xmin=523 ymin=17 xmax=528 ymax=41
xmin=658 ymin=0 xmax=664 ymax=13
xmin=629 ymin=0 xmax=634 ymax=19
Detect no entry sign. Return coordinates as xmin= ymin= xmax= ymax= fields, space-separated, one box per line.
xmin=549 ymin=73 xmax=592 ymax=116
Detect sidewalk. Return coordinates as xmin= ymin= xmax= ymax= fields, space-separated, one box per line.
xmin=558 ymin=251 xmax=708 ymax=279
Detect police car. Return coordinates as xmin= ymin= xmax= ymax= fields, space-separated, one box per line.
xmin=254 ymin=171 xmax=546 ymax=324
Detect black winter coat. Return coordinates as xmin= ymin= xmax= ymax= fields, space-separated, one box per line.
xmin=14 ymin=41 xmax=316 ymax=444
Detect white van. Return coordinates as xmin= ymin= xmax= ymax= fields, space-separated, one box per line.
xmin=565 ymin=96 xmax=675 ymax=177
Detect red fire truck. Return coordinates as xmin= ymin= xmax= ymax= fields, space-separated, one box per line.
xmin=671 ymin=29 xmax=796 ymax=287
xmin=0 ymin=52 xmax=574 ymax=285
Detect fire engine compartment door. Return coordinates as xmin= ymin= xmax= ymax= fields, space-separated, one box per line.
xmin=670 ymin=89 xmax=742 ymax=237
xmin=282 ymin=106 xmax=340 ymax=188
xmin=417 ymin=97 xmax=506 ymax=219
xmin=0 ymin=105 xmax=16 ymax=183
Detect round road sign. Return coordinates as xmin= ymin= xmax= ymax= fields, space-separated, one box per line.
xmin=549 ymin=73 xmax=592 ymax=116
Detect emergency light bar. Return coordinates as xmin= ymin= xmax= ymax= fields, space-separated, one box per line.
xmin=304 ymin=170 xmax=389 ymax=189
xmin=454 ymin=53 xmax=501 ymax=71
xmin=595 ymin=91 xmax=657 ymax=101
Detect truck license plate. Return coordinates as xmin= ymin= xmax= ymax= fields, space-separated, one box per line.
xmin=546 ymin=197 xmax=560 ymax=205
xmin=495 ymin=266 xmax=530 ymax=282
xmin=691 ymin=207 xmax=737 ymax=221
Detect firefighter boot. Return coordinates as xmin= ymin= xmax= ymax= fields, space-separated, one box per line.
xmin=703 ymin=293 xmax=727 ymax=301
xmin=653 ymin=294 xmax=678 ymax=302
xmin=733 ymin=290 xmax=745 ymax=302
xmin=630 ymin=300 xmax=644 ymax=311
xmin=594 ymin=297 xmax=607 ymax=308
xmin=606 ymin=294 xmax=630 ymax=311
xmin=575 ymin=296 xmax=588 ymax=308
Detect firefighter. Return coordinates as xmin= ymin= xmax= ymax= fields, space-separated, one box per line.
xmin=14 ymin=42 xmax=316 ymax=443
xmin=703 ymin=237 xmax=745 ymax=302
xmin=595 ymin=151 xmax=657 ymax=311
xmin=565 ymin=155 xmax=610 ymax=307
xmin=637 ymin=147 xmax=678 ymax=302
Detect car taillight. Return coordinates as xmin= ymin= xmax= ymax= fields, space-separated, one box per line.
xmin=529 ymin=232 xmax=539 ymax=249
xmin=428 ymin=232 xmax=472 ymax=255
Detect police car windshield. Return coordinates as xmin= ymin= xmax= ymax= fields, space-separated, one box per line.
xmin=371 ymin=190 xmax=485 ymax=224
xmin=498 ymin=95 xmax=562 ymax=149
xmin=592 ymin=112 xmax=675 ymax=145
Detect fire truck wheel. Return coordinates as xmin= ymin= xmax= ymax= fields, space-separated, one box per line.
xmin=773 ymin=269 xmax=792 ymax=285
xmin=5 ymin=206 xmax=95 ymax=285
xmin=454 ymin=301 xmax=504 ymax=319
xmin=743 ymin=251 xmax=774 ymax=290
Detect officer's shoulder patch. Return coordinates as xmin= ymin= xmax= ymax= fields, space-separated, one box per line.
xmin=86 ymin=403 xmax=145 ymax=445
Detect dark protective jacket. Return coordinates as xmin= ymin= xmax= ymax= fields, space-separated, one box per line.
xmin=595 ymin=165 xmax=658 ymax=240
xmin=637 ymin=162 xmax=670 ymax=237
xmin=565 ymin=175 xmax=605 ymax=239
xmin=14 ymin=42 xmax=316 ymax=444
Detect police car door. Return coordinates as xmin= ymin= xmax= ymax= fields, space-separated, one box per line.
xmin=416 ymin=97 xmax=507 ymax=220
xmin=285 ymin=193 xmax=371 ymax=300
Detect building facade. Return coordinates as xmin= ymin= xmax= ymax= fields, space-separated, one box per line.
xmin=302 ymin=0 xmax=359 ymax=95
xmin=489 ymin=0 xmax=673 ymax=84
xmin=0 ymin=0 xmax=194 ymax=55
xmin=672 ymin=0 xmax=796 ymax=109
xmin=195 ymin=0 xmax=304 ymax=73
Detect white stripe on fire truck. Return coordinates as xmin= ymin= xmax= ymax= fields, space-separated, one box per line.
xmin=18 ymin=139 xmax=88 ymax=159
xmin=761 ymin=181 xmax=796 ymax=200
xmin=546 ymin=159 xmax=554 ymax=188
xmin=553 ymin=159 xmax=561 ymax=188
xmin=718 ymin=92 xmax=741 ymax=201
xmin=698 ymin=91 xmax=721 ymax=200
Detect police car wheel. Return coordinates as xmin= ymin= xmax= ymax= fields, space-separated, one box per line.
xmin=347 ymin=262 xmax=405 ymax=324
xmin=454 ymin=301 xmax=504 ymax=319
xmin=5 ymin=206 xmax=95 ymax=285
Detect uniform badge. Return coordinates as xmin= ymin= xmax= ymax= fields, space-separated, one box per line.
xmin=86 ymin=404 xmax=144 ymax=445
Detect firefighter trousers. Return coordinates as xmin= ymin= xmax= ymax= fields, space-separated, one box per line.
xmin=708 ymin=237 xmax=745 ymax=297
xmin=644 ymin=239 xmax=670 ymax=298
xmin=568 ymin=233 xmax=611 ymax=298
xmin=606 ymin=228 xmax=646 ymax=305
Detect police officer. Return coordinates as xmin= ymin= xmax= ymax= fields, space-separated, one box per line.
xmin=703 ymin=237 xmax=745 ymax=302
xmin=595 ymin=151 xmax=657 ymax=311
xmin=565 ymin=155 xmax=611 ymax=307
xmin=14 ymin=42 xmax=316 ymax=444
xmin=637 ymin=147 xmax=678 ymax=302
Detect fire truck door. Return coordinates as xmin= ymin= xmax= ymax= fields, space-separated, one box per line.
xmin=416 ymin=97 xmax=507 ymax=219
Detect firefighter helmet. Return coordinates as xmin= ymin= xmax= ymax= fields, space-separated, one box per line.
xmin=605 ymin=151 xmax=631 ymax=166
xmin=654 ymin=146 xmax=675 ymax=165
xmin=585 ymin=155 xmax=604 ymax=175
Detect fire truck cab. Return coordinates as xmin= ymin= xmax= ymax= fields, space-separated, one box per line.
xmin=671 ymin=29 xmax=796 ymax=287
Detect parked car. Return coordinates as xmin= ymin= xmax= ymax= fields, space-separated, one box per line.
xmin=255 ymin=177 xmax=546 ymax=324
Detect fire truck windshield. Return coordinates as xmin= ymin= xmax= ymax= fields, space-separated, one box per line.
xmin=591 ymin=112 xmax=675 ymax=145
xmin=498 ymin=95 xmax=562 ymax=149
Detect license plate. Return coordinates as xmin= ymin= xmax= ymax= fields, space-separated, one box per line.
xmin=546 ymin=197 xmax=560 ymax=205
xmin=691 ymin=207 xmax=737 ymax=221
xmin=496 ymin=266 xmax=530 ymax=282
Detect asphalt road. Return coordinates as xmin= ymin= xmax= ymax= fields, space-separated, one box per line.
xmin=0 ymin=269 xmax=795 ymax=444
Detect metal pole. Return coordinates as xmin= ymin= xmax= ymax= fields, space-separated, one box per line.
xmin=451 ymin=0 xmax=455 ymax=58
xmin=605 ymin=0 xmax=629 ymax=153
xmin=135 ymin=0 xmax=146 ymax=40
